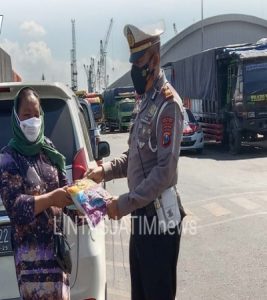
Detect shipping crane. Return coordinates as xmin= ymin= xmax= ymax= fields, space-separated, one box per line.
xmin=70 ymin=19 xmax=78 ymax=91
xmin=84 ymin=57 xmax=96 ymax=93
xmin=98 ymin=18 xmax=113 ymax=91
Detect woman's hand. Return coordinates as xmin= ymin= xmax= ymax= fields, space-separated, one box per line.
xmin=85 ymin=166 xmax=104 ymax=183
xmin=50 ymin=188 xmax=73 ymax=208
xmin=34 ymin=187 xmax=73 ymax=215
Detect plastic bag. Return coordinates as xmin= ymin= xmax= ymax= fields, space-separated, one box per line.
xmin=67 ymin=178 xmax=111 ymax=227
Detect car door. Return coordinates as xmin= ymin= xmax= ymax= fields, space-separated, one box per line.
xmin=0 ymin=99 xmax=21 ymax=299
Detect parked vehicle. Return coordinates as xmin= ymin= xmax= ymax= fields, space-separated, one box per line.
xmin=84 ymin=93 xmax=104 ymax=124
xmin=102 ymin=87 xmax=135 ymax=132
xmin=79 ymin=98 xmax=102 ymax=164
xmin=181 ymin=108 xmax=204 ymax=153
xmin=0 ymin=82 xmax=110 ymax=300
xmin=163 ymin=39 xmax=267 ymax=154
xmin=76 ymin=91 xmax=106 ymax=132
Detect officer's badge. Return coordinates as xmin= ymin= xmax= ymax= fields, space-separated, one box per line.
xmin=138 ymin=140 xmax=145 ymax=149
xmin=161 ymin=116 xmax=174 ymax=147
xmin=162 ymin=132 xmax=171 ymax=147
xmin=127 ymin=28 xmax=135 ymax=48
xmin=148 ymin=104 xmax=157 ymax=117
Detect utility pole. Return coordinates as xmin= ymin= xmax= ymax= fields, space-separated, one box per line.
xmin=70 ymin=19 xmax=78 ymax=91
xmin=201 ymin=0 xmax=204 ymax=51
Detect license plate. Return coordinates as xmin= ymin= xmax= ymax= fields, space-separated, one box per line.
xmin=0 ymin=225 xmax=13 ymax=256
xmin=183 ymin=137 xmax=192 ymax=142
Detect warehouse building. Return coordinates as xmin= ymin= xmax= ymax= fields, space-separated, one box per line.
xmin=110 ymin=14 xmax=267 ymax=88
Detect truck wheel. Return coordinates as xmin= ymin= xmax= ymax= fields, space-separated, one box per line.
xmin=229 ymin=121 xmax=241 ymax=154
xmin=221 ymin=125 xmax=229 ymax=147
xmin=110 ymin=126 xmax=115 ymax=132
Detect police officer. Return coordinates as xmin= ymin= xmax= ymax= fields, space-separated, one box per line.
xmin=87 ymin=23 xmax=185 ymax=300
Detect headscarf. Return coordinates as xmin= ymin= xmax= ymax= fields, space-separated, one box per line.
xmin=8 ymin=87 xmax=66 ymax=174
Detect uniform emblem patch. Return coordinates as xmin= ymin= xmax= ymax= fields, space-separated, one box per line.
xmin=127 ymin=28 xmax=135 ymax=48
xmin=162 ymin=116 xmax=174 ymax=147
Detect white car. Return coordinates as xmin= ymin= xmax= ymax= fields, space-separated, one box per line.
xmin=0 ymin=82 xmax=110 ymax=300
xmin=181 ymin=108 xmax=204 ymax=153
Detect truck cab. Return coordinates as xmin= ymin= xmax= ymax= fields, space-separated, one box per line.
xmin=113 ymin=95 xmax=135 ymax=132
xmin=225 ymin=53 xmax=267 ymax=153
xmin=103 ymin=87 xmax=135 ymax=132
xmin=163 ymin=40 xmax=267 ymax=154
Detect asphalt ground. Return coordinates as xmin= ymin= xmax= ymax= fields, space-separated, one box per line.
xmin=103 ymin=132 xmax=267 ymax=300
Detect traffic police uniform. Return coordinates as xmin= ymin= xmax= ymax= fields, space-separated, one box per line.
xmin=102 ymin=24 xmax=185 ymax=300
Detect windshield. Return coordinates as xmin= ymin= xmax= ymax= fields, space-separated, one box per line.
xmin=244 ymin=62 xmax=267 ymax=101
xmin=184 ymin=109 xmax=196 ymax=123
xmin=120 ymin=101 xmax=135 ymax=112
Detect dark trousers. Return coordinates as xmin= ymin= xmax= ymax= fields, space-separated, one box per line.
xmin=130 ymin=212 xmax=182 ymax=300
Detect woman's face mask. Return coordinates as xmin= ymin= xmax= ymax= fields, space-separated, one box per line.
xmin=131 ymin=62 xmax=154 ymax=95
xmin=15 ymin=110 xmax=42 ymax=142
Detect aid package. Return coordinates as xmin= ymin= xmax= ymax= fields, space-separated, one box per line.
xmin=67 ymin=178 xmax=111 ymax=227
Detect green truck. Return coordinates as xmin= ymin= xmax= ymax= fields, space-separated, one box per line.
xmin=102 ymin=87 xmax=135 ymax=132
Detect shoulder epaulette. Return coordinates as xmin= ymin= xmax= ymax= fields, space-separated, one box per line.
xmin=161 ymin=85 xmax=173 ymax=101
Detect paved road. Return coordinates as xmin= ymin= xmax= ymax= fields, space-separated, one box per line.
xmin=103 ymin=132 xmax=267 ymax=300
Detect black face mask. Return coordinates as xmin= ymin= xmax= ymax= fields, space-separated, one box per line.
xmin=131 ymin=63 xmax=153 ymax=95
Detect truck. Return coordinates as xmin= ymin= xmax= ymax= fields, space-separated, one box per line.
xmin=84 ymin=93 xmax=104 ymax=124
xmin=75 ymin=91 xmax=104 ymax=126
xmin=102 ymin=87 xmax=135 ymax=132
xmin=163 ymin=39 xmax=267 ymax=154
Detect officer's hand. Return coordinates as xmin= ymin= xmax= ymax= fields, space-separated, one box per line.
xmin=85 ymin=166 xmax=104 ymax=183
xmin=107 ymin=196 xmax=121 ymax=220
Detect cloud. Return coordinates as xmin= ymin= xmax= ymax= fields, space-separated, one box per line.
xmin=0 ymin=38 xmax=70 ymax=84
xmin=20 ymin=21 xmax=46 ymax=39
xmin=0 ymin=37 xmax=129 ymax=91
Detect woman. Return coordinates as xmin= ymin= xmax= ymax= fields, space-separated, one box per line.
xmin=0 ymin=87 xmax=73 ymax=300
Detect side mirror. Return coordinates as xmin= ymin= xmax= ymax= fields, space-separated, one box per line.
xmin=97 ymin=141 xmax=110 ymax=160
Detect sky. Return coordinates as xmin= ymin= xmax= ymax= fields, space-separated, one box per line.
xmin=0 ymin=0 xmax=266 ymax=90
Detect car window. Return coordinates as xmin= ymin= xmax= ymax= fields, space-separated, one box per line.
xmin=80 ymin=103 xmax=91 ymax=128
xmin=80 ymin=102 xmax=96 ymax=129
xmin=185 ymin=109 xmax=196 ymax=123
xmin=0 ymin=99 xmax=76 ymax=166
xmin=78 ymin=110 xmax=94 ymax=161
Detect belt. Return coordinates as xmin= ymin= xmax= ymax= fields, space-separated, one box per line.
xmin=133 ymin=201 xmax=157 ymax=217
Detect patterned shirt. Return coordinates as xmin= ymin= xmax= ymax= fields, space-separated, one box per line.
xmin=0 ymin=146 xmax=71 ymax=300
